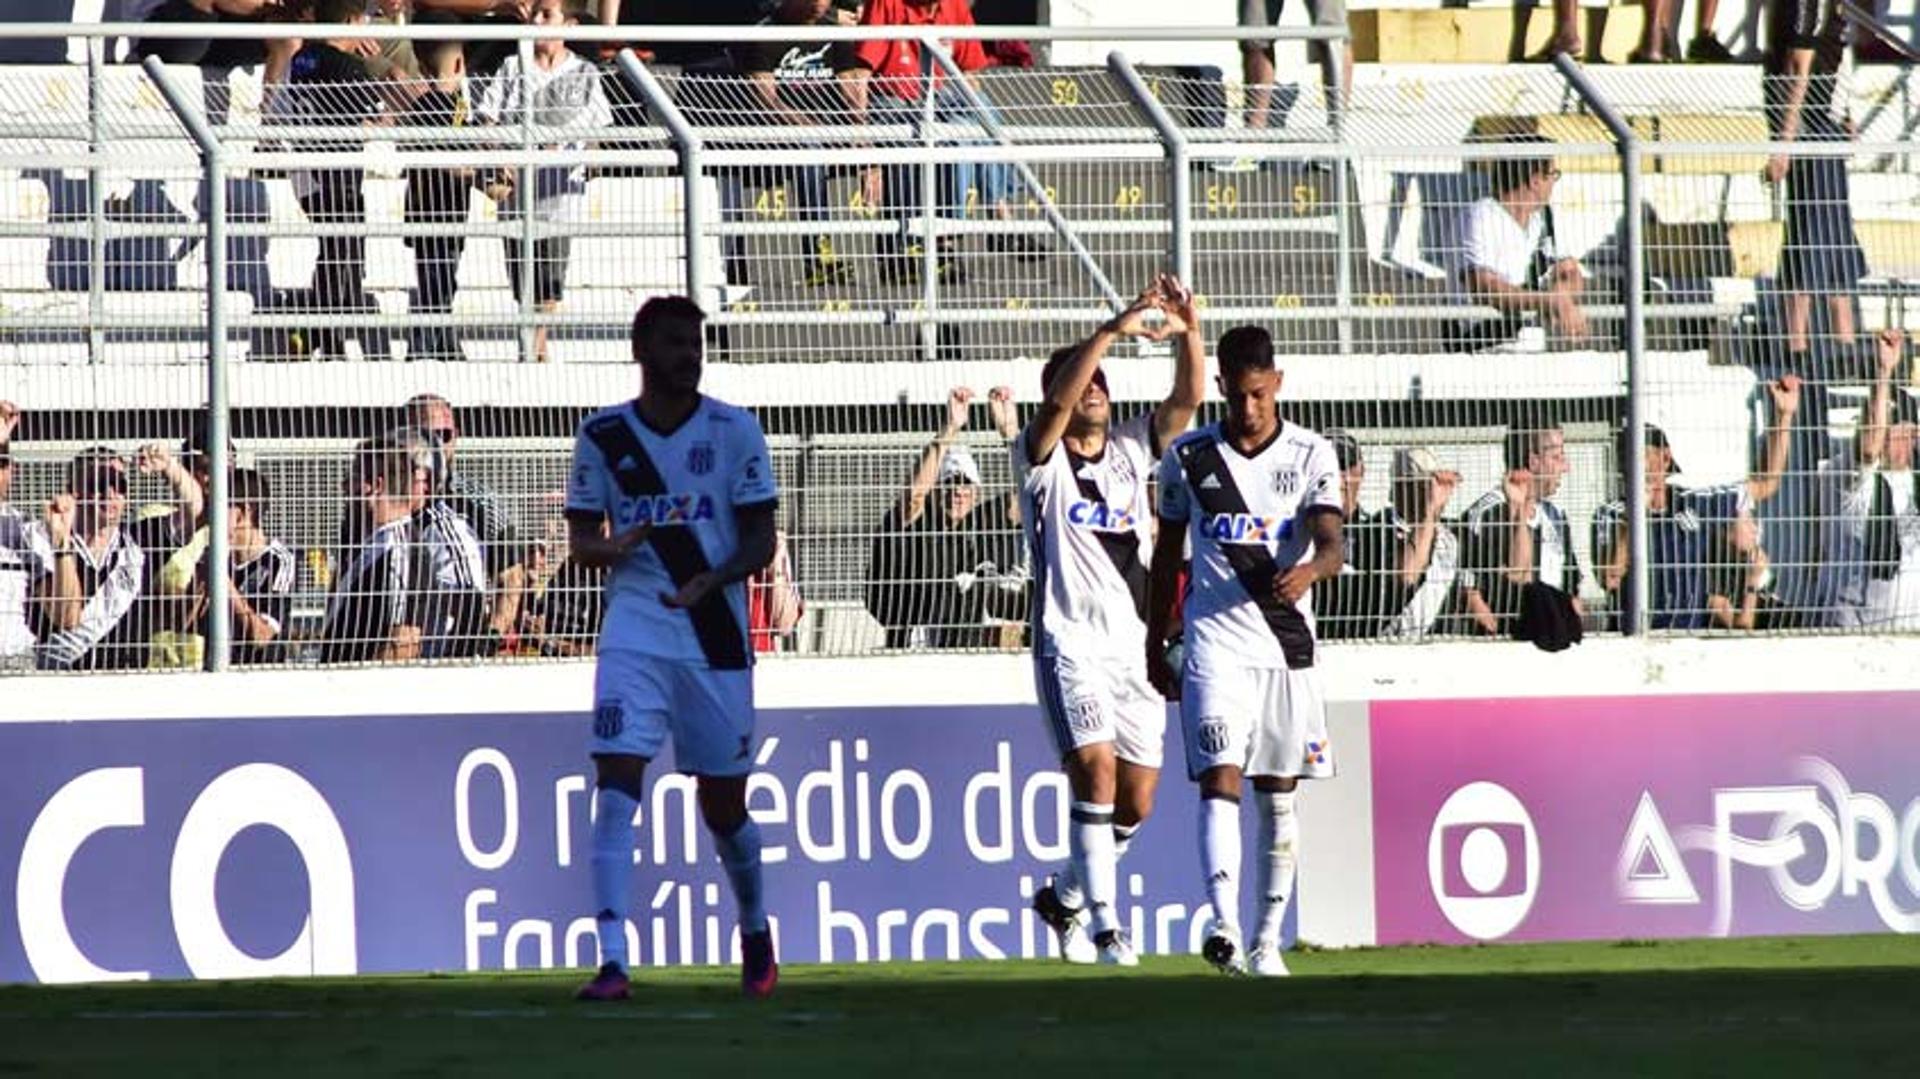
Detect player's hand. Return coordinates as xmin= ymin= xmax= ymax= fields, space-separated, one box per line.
xmin=1763 ymin=153 xmax=1789 ymax=185
xmin=987 ymin=385 xmax=1018 ymax=438
xmin=44 ymin=494 xmax=75 ymax=550
xmin=1273 ymin=565 xmax=1316 ymax=606
xmin=1146 ymin=639 xmax=1181 ymax=700
xmin=944 ymin=386 xmax=974 ymax=435
xmin=861 ymin=167 xmax=884 ymax=212
xmin=1108 ymin=286 xmax=1182 ymax=342
xmin=1501 ymin=467 xmax=1533 ymax=511
xmin=1155 ymin=272 xmax=1199 ymax=331
xmin=610 ymin=522 xmax=653 ymax=557
xmin=135 ymin=442 xmax=174 ymax=476
xmin=1768 ymin=373 xmax=1802 ymax=419
xmin=663 ymin=571 xmax=719 ymax=610
xmin=0 ymin=399 xmax=19 ymax=442
xmin=1877 ymin=328 xmax=1906 ymax=378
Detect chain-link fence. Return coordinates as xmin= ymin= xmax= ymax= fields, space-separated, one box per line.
xmin=2 ymin=20 xmax=1918 ymax=675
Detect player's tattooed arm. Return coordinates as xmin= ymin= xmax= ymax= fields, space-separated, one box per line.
xmin=1152 ymin=274 xmax=1206 ymax=453
xmin=565 ymin=512 xmax=652 ymax=571
xmin=664 ymin=501 xmax=778 ymax=610
xmin=1276 ymin=507 xmax=1345 ymax=605
xmin=1028 ymin=285 xmax=1176 ymax=466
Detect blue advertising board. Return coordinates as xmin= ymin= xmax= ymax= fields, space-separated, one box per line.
xmin=1 ymin=705 xmax=1287 ymax=983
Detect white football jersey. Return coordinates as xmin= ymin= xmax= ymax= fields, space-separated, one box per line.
xmin=1157 ymin=420 xmax=1343 ymax=670
xmin=566 ymin=396 xmax=778 ymax=670
xmin=1016 ymin=412 xmax=1158 ymax=659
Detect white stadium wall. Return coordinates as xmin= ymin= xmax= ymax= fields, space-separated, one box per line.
xmin=4 ymin=637 xmax=1919 ymax=983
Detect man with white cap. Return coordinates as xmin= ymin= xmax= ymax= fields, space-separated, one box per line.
xmin=865 ymin=385 xmax=1027 ymax=649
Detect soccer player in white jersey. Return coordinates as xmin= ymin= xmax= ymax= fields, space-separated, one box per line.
xmin=565 ymin=296 xmax=782 ymax=1002
xmin=1146 ymin=326 xmax=1345 ymax=978
xmin=1022 ymin=276 xmax=1205 ymax=966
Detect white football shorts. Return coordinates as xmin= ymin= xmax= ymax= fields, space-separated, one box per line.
xmin=1179 ymin=655 xmax=1333 ymax=782
xmin=1034 ymin=652 xmax=1167 ymax=768
xmin=591 ymin=649 xmax=756 ymax=776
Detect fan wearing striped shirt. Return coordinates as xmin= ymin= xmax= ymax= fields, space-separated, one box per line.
xmin=1593 ymin=375 xmax=1801 ymax=630
xmin=321 ymin=434 xmax=429 ymax=664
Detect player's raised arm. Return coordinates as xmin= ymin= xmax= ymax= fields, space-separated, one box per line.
xmin=1151 ymin=275 xmax=1207 ymax=454
xmin=1025 ymin=287 xmax=1176 ymax=467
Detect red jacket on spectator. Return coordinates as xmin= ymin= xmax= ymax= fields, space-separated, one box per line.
xmin=852 ymin=0 xmax=992 ymax=101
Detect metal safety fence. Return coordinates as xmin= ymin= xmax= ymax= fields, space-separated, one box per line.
xmin=0 ymin=20 xmax=1917 ymax=674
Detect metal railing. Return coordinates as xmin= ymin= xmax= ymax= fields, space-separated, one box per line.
xmin=0 ymin=21 xmax=1917 ymax=675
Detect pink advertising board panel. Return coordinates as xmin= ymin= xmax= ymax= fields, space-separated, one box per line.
xmin=1370 ymin=693 xmax=1920 ymax=944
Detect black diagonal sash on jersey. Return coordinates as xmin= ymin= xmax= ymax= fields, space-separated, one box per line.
xmin=587 ymin=407 xmax=748 ymax=671
xmin=1177 ymin=436 xmax=1316 ymax=669
xmin=1067 ymin=450 xmax=1149 ymax=620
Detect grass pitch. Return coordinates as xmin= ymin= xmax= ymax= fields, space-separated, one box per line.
xmin=2 ymin=936 xmax=1915 ymax=1077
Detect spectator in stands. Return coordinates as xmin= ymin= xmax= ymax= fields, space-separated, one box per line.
xmin=25 ymin=448 xmax=144 ymax=671
xmin=1449 ymin=133 xmax=1587 ymax=350
xmin=476 ymin=0 xmax=614 ymax=364
xmin=219 ymin=467 xmax=299 ymax=665
xmin=749 ymin=528 xmax=805 ymax=652
xmin=401 ymin=34 xmax=477 ymax=362
xmin=1763 ymin=2 xmax=1864 ymax=366
xmin=866 ymin=386 xmax=1028 ymax=649
xmin=1682 ymin=0 xmax=1755 ymax=63
xmin=1240 ymin=0 xmax=1351 ymax=125
xmin=1312 ymin=428 xmax=1388 ymax=640
xmin=1460 ymin=421 xmax=1584 ymax=636
xmin=0 ymin=401 xmax=33 ymax=668
xmin=1835 ymin=329 xmax=1920 ymax=630
xmin=838 ymin=0 xmax=1044 ymax=287
xmin=412 ymin=447 xmax=493 ymax=658
xmin=321 ymin=432 xmax=428 ymax=664
xmin=528 ymin=540 xmax=607 ymax=657
xmin=133 ymin=0 xmax=273 ymax=71
xmin=139 ymin=464 xmax=298 ymax=668
xmin=403 ymin=393 xmax=525 ymax=645
xmin=607 ymin=0 xmax=762 ymax=74
xmin=364 ymin=0 xmax=425 ymax=84
xmin=1706 ymin=512 xmax=1779 ymax=629
xmin=1592 ymin=375 xmax=1800 ymax=630
xmin=267 ymin=0 xmax=388 ymax=361
xmin=1378 ymin=447 xmax=1467 ymax=638
xmin=123 ymin=430 xmax=222 ymax=668
xmin=730 ymin=0 xmax=859 ymax=288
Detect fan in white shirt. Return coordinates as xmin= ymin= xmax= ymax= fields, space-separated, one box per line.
xmin=1838 ymin=329 xmax=1920 ymax=630
xmin=1451 ymin=133 xmax=1589 ymax=348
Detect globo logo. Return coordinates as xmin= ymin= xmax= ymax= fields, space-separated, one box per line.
xmin=14 ymin=764 xmax=357 ymax=984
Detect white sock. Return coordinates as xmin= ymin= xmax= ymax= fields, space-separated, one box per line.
xmin=1255 ymin=789 xmax=1300 ymax=948
xmin=1070 ymin=801 xmax=1118 ymax=937
xmin=591 ymin=786 xmax=639 ymax=971
xmin=1053 ymin=861 xmax=1086 ymax=911
xmin=1113 ymin=821 xmax=1140 ymax=865
xmin=1201 ymin=794 xmax=1243 ymax=938
xmin=713 ymin=817 xmax=769 ymax=935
